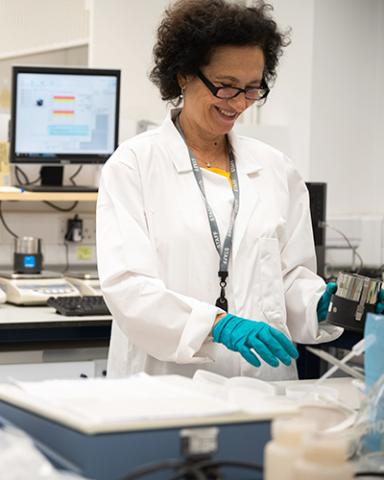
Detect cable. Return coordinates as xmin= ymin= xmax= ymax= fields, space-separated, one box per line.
xmin=170 ymin=459 xmax=263 ymax=479
xmin=0 ymin=201 xmax=18 ymax=238
xmin=121 ymin=460 xmax=182 ymax=480
xmin=43 ymin=201 xmax=79 ymax=212
xmin=61 ymin=241 xmax=70 ymax=273
xmin=28 ymin=175 xmax=42 ymax=185
xmin=14 ymin=166 xmax=28 ymax=185
xmin=170 ymin=469 xmax=207 ymax=480
xmin=321 ymin=221 xmax=364 ymax=273
xmin=14 ymin=166 xmax=40 ymax=185
xmin=121 ymin=459 xmax=207 ymax=480
xmin=69 ymin=165 xmax=83 ymax=185
xmin=14 ymin=166 xmax=78 ymax=211
xmin=194 ymin=459 xmax=263 ymax=472
xmin=355 ymin=473 xmax=384 ymax=478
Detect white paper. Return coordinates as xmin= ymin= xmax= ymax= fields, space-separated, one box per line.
xmin=11 ymin=374 xmax=238 ymax=426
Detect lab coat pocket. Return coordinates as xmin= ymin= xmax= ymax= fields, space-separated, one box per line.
xmin=258 ymin=237 xmax=286 ymax=325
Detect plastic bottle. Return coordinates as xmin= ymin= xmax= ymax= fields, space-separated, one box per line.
xmin=352 ymin=373 xmax=384 ymax=473
xmin=291 ymin=433 xmax=354 ymax=480
xmin=264 ymin=417 xmax=316 ymax=480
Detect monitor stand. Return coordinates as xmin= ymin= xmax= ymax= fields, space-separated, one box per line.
xmin=41 ymin=166 xmax=63 ymax=187
xmin=19 ymin=166 xmax=98 ymax=192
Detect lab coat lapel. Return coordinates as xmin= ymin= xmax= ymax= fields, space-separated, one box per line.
xmin=228 ymin=131 xmax=263 ymax=259
xmin=159 ymin=109 xmax=193 ymax=174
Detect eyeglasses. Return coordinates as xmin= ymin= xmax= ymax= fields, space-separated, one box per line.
xmin=197 ymin=70 xmax=269 ymax=102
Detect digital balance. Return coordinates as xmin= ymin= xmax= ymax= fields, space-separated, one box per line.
xmin=0 ymin=271 xmax=80 ymax=305
xmin=64 ymin=271 xmax=101 ymax=296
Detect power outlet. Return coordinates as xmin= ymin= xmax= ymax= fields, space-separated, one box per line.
xmin=82 ymin=217 xmax=96 ymax=243
xmin=60 ymin=215 xmax=96 ymax=244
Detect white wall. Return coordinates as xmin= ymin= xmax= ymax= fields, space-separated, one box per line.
xmin=260 ymin=0 xmax=315 ymax=178
xmin=0 ymin=0 xmax=89 ymax=115
xmin=371 ymin=0 xmax=384 ymax=215
xmin=89 ymin=0 xmax=170 ymax=141
xmin=310 ymin=0 xmax=384 ymax=215
xmin=0 ymin=0 xmax=89 ymax=57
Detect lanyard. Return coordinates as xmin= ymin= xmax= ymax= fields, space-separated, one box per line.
xmin=175 ymin=115 xmax=240 ymax=312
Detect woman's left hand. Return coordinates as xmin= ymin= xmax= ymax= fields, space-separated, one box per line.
xmin=317 ymin=283 xmax=384 ymax=321
xmin=375 ymin=289 xmax=384 ymax=314
xmin=317 ymin=282 xmax=337 ymax=322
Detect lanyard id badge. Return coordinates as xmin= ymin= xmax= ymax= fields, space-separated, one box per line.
xmin=175 ymin=115 xmax=240 ymax=312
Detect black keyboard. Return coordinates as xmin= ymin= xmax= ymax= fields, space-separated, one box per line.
xmin=47 ymin=295 xmax=111 ymax=316
xmin=18 ymin=185 xmax=98 ymax=192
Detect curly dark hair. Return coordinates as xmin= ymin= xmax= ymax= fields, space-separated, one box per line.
xmin=150 ymin=0 xmax=290 ymax=104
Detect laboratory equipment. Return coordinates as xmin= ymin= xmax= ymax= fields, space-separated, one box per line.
xmin=0 ymin=375 xmax=268 ymax=480
xmin=291 ymin=432 xmax=354 ymax=480
xmin=47 ymin=295 xmax=110 ymax=316
xmin=327 ymin=272 xmax=382 ymax=332
xmin=10 ymin=65 xmax=120 ymax=191
xmin=64 ymin=271 xmax=101 ymax=296
xmin=0 ymin=271 xmax=79 ymax=305
xmin=306 ymin=344 xmax=365 ymax=381
xmin=13 ymin=236 xmax=43 ymax=274
xmin=352 ymin=373 xmax=384 ymax=476
xmin=264 ymin=417 xmax=317 ymax=480
xmin=364 ymin=313 xmax=384 ymax=388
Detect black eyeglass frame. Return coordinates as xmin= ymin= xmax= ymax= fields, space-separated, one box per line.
xmin=196 ymin=70 xmax=270 ymax=101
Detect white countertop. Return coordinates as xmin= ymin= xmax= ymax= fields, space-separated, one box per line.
xmin=0 ymin=303 xmax=111 ymax=325
xmin=0 ymin=375 xmax=362 ymax=435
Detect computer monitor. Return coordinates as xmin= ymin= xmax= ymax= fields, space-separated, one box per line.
xmin=10 ymin=65 xmax=120 ymax=190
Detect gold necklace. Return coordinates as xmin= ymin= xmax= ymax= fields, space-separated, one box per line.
xmin=202 ymin=156 xmax=228 ymax=170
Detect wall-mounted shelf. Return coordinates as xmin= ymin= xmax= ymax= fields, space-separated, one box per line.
xmin=0 ymin=191 xmax=97 ymax=202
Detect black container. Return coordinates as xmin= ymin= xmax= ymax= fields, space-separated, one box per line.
xmin=327 ymin=295 xmax=376 ymax=333
xmin=327 ymin=272 xmax=381 ymax=333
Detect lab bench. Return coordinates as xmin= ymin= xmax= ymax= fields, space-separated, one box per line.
xmin=0 ymin=377 xmax=359 ymax=480
xmin=0 ymin=304 xmax=111 ymax=380
xmin=0 ymin=304 xmax=111 ymax=350
xmin=0 ymin=403 xmax=268 ymax=480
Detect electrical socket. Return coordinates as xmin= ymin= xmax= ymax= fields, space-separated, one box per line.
xmin=82 ymin=217 xmax=96 ymax=243
xmin=0 ymin=212 xmax=96 ymax=246
xmin=60 ymin=214 xmax=96 ymax=244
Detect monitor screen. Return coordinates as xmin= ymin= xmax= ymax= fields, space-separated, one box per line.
xmin=10 ymin=66 xmax=120 ymax=165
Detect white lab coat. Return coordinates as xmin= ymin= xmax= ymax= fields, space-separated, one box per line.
xmin=96 ymin=109 xmax=342 ymax=380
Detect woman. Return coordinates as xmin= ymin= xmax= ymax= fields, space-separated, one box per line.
xmin=96 ymin=0 xmax=342 ymax=380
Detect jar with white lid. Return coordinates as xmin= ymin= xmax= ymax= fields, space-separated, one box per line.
xmin=292 ymin=432 xmax=354 ymax=480
xmin=264 ymin=416 xmax=317 ymax=480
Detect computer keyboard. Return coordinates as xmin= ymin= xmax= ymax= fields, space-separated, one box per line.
xmin=47 ymin=295 xmax=111 ymax=316
xmin=18 ymin=185 xmax=98 ymax=192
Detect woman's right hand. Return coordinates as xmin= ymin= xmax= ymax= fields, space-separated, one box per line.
xmin=212 ymin=314 xmax=299 ymax=368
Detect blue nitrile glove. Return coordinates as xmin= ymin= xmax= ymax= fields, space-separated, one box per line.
xmin=317 ymin=282 xmax=337 ymax=321
xmin=375 ymin=289 xmax=384 ymax=314
xmin=212 ymin=314 xmax=299 ymax=368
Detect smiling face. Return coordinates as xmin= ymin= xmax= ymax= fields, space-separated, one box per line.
xmin=180 ymin=45 xmax=265 ymax=139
